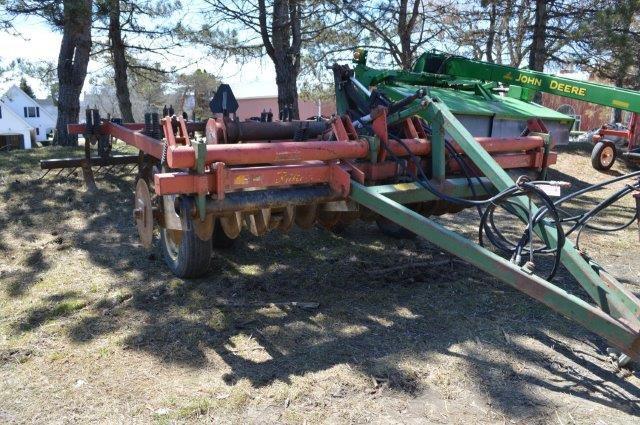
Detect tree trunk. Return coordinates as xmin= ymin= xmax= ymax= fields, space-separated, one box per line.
xmin=274 ymin=61 xmax=300 ymax=120
xmin=397 ymin=0 xmax=420 ymax=69
xmin=54 ymin=0 xmax=93 ymax=146
xmin=109 ymin=0 xmax=134 ymax=122
xmin=485 ymin=0 xmax=497 ymax=63
xmin=528 ymin=0 xmax=547 ymax=71
xmin=528 ymin=0 xmax=547 ymax=102
xmin=613 ymin=74 xmax=626 ymax=123
xmin=262 ymin=0 xmax=301 ymax=120
xmin=397 ymin=0 xmax=411 ymax=69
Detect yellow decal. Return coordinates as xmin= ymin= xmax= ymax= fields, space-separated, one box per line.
xmin=503 ymin=72 xmax=513 ymax=81
xmin=234 ymin=175 xmax=250 ymax=185
xmin=392 ymin=183 xmax=415 ymax=191
xmin=612 ymin=99 xmax=630 ymax=108
xmin=515 ymin=74 xmax=542 ymax=87
xmin=549 ymin=80 xmax=586 ymax=96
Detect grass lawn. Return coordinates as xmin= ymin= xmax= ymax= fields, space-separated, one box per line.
xmin=0 ymin=142 xmax=638 ymax=423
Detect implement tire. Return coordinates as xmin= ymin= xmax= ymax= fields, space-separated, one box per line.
xmin=160 ymin=224 xmax=212 ymax=278
xmin=376 ymin=216 xmax=416 ymax=239
xmin=591 ymin=141 xmax=617 ymax=171
xmin=211 ymin=218 xmax=237 ymax=249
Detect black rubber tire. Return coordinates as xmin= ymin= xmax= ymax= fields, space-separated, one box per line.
xmin=160 ymin=225 xmax=212 ymax=278
xmin=211 ymin=219 xmax=237 ymax=249
xmin=375 ymin=216 xmax=416 ymax=239
xmin=329 ymin=220 xmax=350 ymax=234
xmin=591 ymin=141 xmax=617 ymax=170
xmin=623 ymin=148 xmax=640 ymax=169
xmin=624 ymin=157 xmax=640 ymax=169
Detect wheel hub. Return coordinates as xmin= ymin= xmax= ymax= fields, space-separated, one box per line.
xmin=134 ymin=179 xmax=154 ymax=248
xmin=601 ymin=146 xmax=615 ymax=167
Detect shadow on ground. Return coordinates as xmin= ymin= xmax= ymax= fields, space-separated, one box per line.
xmin=2 ymin=146 xmax=639 ymax=420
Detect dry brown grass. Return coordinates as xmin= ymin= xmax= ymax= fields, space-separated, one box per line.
xmin=0 ymin=142 xmax=639 ymax=424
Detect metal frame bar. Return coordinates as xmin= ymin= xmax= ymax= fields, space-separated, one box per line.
xmin=71 ymin=116 xmax=542 ymax=198
xmin=350 ymin=181 xmax=640 ymax=358
xmin=378 ymin=85 xmax=640 ymax=328
xmin=40 ymin=154 xmax=139 ymax=170
xmin=423 ymin=52 xmax=640 ymax=112
xmin=154 ymin=162 xmax=352 ymax=197
xmin=366 ymin=178 xmax=491 ymax=203
xmin=436 ymin=100 xmax=640 ymax=328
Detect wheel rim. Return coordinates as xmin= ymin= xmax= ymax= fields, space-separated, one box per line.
xmin=162 ymin=228 xmax=182 ymax=261
xmin=134 ymin=179 xmax=153 ymax=248
xmin=600 ymin=146 xmax=615 ymax=167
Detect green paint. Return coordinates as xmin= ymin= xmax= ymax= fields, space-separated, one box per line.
xmin=386 ymin=100 xmax=429 ymax=125
xmin=430 ymin=111 xmax=446 ymax=181
xmin=192 ymin=140 xmax=206 ymax=175
xmin=392 ymin=88 xmax=639 ymax=328
xmin=368 ymin=177 xmax=491 ymax=204
xmin=349 ymin=50 xmax=640 ymax=341
xmin=390 ymin=83 xmax=570 ymax=121
xmin=366 ymin=135 xmax=379 ymax=163
xmin=355 ymin=64 xmax=573 ymax=123
xmin=416 ymin=52 xmax=640 ymax=114
xmin=350 ymin=182 xmax=640 ymax=358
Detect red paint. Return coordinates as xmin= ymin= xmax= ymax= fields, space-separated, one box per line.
xmin=166 ymin=140 xmax=371 ymax=168
xmin=104 ymin=122 xmax=164 ymax=159
xmin=154 ymin=163 xmax=352 ymax=197
xmin=69 ymin=114 xmax=555 ymax=203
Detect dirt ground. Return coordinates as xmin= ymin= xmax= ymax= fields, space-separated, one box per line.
xmin=0 ymin=144 xmax=639 ymax=424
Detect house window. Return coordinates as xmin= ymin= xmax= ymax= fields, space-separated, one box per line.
xmin=36 ymin=128 xmax=39 ymax=135
xmin=24 ymin=106 xmax=37 ymax=118
xmin=0 ymin=106 xmax=2 ymax=119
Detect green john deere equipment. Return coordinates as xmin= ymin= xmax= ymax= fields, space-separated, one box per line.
xmin=410 ymin=51 xmax=640 ymax=170
xmin=338 ymin=49 xmax=640 ymax=366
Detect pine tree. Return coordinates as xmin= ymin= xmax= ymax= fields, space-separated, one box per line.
xmin=6 ymin=1 xmax=92 ymax=146
xmin=323 ymin=0 xmax=450 ymax=70
xmin=193 ymin=0 xmax=331 ymax=120
xmin=93 ymin=0 xmax=181 ymax=122
xmin=19 ymin=77 xmax=36 ymax=98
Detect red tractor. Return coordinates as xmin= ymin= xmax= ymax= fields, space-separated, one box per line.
xmin=591 ymin=112 xmax=640 ymax=170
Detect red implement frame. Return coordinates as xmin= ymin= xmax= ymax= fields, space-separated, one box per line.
xmin=593 ymin=112 xmax=639 ymax=152
xmin=68 ymin=113 xmax=554 ymax=200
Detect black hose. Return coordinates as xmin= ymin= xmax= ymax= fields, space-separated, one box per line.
xmin=384 ymin=131 xmax=566 ymax=280
xmin=356 ymin=101 xmax=638 ymax=282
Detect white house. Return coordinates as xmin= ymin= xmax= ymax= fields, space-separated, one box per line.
xmin=0 ymin=99 xmax=34 ymax=149
xmin=36 ymin=97 xmax=58 ymax=124
xmin=1 ymin=85 xmax=56 ymax=143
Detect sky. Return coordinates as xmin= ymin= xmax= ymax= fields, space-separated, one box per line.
xmin=0 ymin=7 xmax=279 ymax=99
xmin=0 ymin=4 xmax=590 ymax=100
